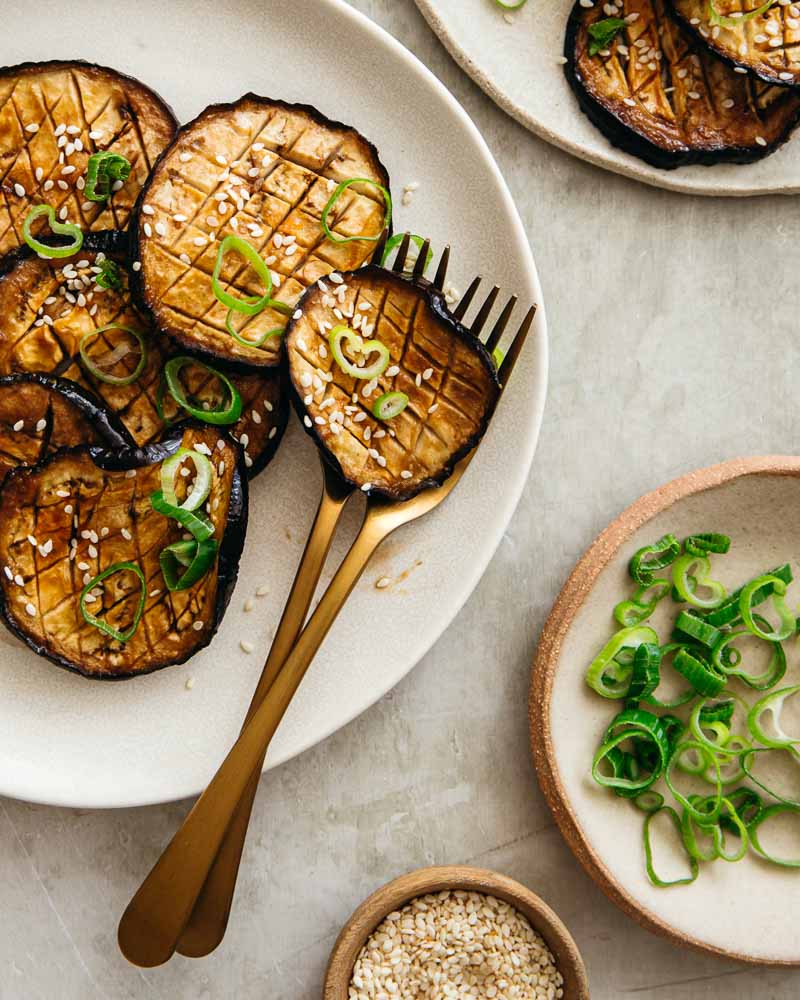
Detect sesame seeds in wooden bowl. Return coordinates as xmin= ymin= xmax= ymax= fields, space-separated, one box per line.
xmin=323 ymin=865 xmax=589 ymax=999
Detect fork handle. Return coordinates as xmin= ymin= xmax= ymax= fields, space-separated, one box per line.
xmin=176 ymin=472 xmax=351 ymax=958
xmin=118 ymin=512 xmax=393 ymax=968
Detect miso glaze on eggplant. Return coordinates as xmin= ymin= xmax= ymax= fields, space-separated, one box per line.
xmin=565 ymin=0 xmax=800 ymax=167
xmin=285 ymin=266 xmax=499 ymax=501
xmin=0 ymin=425 xmax=247 ymax=679
xmin=0 ymin=60 xmax=177 ymax=257
xmin=132 ymin=95 xmax=390 ymax=368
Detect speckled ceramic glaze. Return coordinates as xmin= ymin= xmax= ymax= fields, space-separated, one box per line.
xmin=530 ymin=457 xmax=800 ymax=964
xmin=0 ymin=0 xmax=547 ymax=809
xmin=415 ymin=0 xmax=800 ymax=197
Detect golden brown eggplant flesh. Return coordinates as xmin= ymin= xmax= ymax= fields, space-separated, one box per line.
xmin=131 ymin=94 xmax=390 ymax=368
xmin=0 ymin=425 xmax=247 ymax=679
xmin=565 ymin=0 xmax=800 ymax=167
xmin=669 ymin=0 xmax=800 ymax=88
xmin=0 ymin=235 xmax=288 ymax=476
xmin=0 ymin=60 xmax=177 ymax=257
xmin=0 ymin=372 xmax=132 ymax=485
xmin=285 ymin=266 xmax=500 ymax=500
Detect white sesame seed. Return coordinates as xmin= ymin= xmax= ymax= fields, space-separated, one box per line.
xmin=375 ymin=577 xmax=391 ymax=589
xmin=361 ymin=483 xmax=372 ymax=492
xmin=13 ymin=420 xmax=23 ymax=432
xmin=142 ymin=205 xmax=155 ymax=216
xmin=13 ymin=182 xmax=25 ymax=197
xmin=756 ymin=136 xmax=767 ymax=146
xmin=192 ymin=621 xmax=204 ymax=631
xmin=133 ymin=261 xmax=142 ymax=272
xmin=25 ymin=603 xmax=36 ymax=617
xmin=240 ymin=640 xmax=254 ymax=653
xmin=304 ymin=415 xmax=312 ymax=428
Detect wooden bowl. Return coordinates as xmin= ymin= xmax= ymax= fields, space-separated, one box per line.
xmin=323 ymin=865 xmax=589 ymax=998
xmin=529 ymin=455 xmax=800 ymax=965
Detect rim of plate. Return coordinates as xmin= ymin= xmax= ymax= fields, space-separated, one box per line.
xmin=0 ymin=0 xmax=548 ymax=809
xmin=413 ymin=0 xmax=800 ymax=199
xmin=529 ymin=455 xmax=800 ymax=965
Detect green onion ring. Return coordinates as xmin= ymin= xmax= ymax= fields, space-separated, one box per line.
xmin=212 ymin=235 xmax=275 ymax=315
xmin=711 ymin=625 xmax=787 ymax=691
xmin=672 ymin=610 xmax=722 ymax=649
xmin=160 ymin=448 xmax=214 ymax=512
xmin=163 ymin=356 xmax=242 ymax=426
xmin=709 ymin=0 xmax=776 ymax=29
xmin=739 ymin=575 xmax=795 ymax=642
xmin=749 ymin=803 xmax=800 ymax=868
xmin=705 ymin=564 xmax=792 ymax=628
xmin=684 ymin=532 xmax=731 ymax=557
xmin=22 ymin=204 xmax=83 ymax=259
xmin=614 ymin=579 xmax=671 ymax=628
xmin=380 ymin=233 xmax=434 ymax=272
xmin=494 ymin=0 xmax=528 ymax=7
xmin=666 ymin=741 xmax=722 ymax=824
xmin=629 ymin=534 xmax=681 ymax=586
xmin=225 ymin=308 xmax=285 ymax=349
xmin=321 ymin=177 xmax=392 ymax=245
xmin=159 ymin=538 xmax=219 ymax=592
xmin=673 ymin=647 xmax=726 ymax=697
xmin=643 ymin=806 xmax=699 ymax=888
xmin=150 ymin=490 xmax=215 ymax=542
xmin=84 ymin=151 xmax=131 ymax=202
xmin=329 ymin=325 xmax=390 ymax=380
xmin=586 ymin=625 xmax=659 ymax=699
xmin=642 ymin=643 xmax=697 ymax=710
xmin=747 ymin=684 xmax=800 ymax=750
xmin=79 ymin=561 xmax=145 ymax=643
xmin=672 ymin=554 xmax=727 ymax=610
xmin=79 ymin=324 xmax=147 ymax=386
xmin=627 ymin=643 xmax=661 ymax=701
xmin=634 ymin=791 xmax=664 ymax=813
xmin=372 ymin=391 xmax=409 ymax=422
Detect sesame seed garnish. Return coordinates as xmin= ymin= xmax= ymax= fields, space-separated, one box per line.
xmin=192 ymin=620 xmax=204 ymax=631
xmin=3 ymin=567 xmax=12 ymax=581
xmin=25 ymin=603 xmax=36 ymax=617
xmin=756 ymin=136 xmax=767 ymax=146
xmin=25 ymin=123 xmax=39 ymax=133
xmin=14 ymin=574 xmax=23 ymax=587
xmin=142 ymin=204 xmax=155 ymax=216
xmin=240 ymin=640 xmax=254 ymax=653
xmin=401 ymin=470 xmax=413 ymax=479
xmin=361 ymin=483 xmax=372 ymax=492
xmin=185 ymin=677 xmax=195 ymax=690
xmin=13 ymin=182 xmax=25 ymax=197
xmin=193 ymin=236 xmax=208 ymax=247
xmin=13 ymin=420 xmax=24 ymax=432
xmin=375 ymin=577 xmax=391 ymax=589
xmin=179 ymin=152 xmax=192 ymax=162
xmin=89 ymin=130 xmax=103 ymax=140
xmin=304 ymin=415 xmax=312 ymax=428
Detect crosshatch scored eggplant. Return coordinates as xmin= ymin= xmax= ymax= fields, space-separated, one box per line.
xmin=0 ymin=424 xmax=247 ymax=680
xmin=669 ymin=0 xmax=800 ymax=88
xmin=131 ymin=95 xmax=391 ymax=369
xmin=0 ymin=60 xmax=177 ymax=257
xmin=0 ymin=235 xmax=288 ymax=477
xmin=565 ymin=0 xmax=800 ymax=168
xmin=285 ymin=266 xmax=500 ymax=501
xmin=0 ymin=372 xmax=133 ymax=486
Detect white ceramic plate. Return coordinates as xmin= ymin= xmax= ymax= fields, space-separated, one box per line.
xmin=414 ymin=0 xmax=800 ymax=197
xmin=0 ymin=0 xmax=546 ymax=809
xmin=531 ymin=459 xmax=800 ymax=964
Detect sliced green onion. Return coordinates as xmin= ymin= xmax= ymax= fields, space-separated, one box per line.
xmin=749 ymin=804 xmax=800 ymax=868
xmin=225 ymin=308 xmax=285 ymax=349
xmin=614 ymin=579 xmax=670 ymax=628
xmin=588 ymin=16 xmax=626 ymax=56
xmin=79 ymin=324 xmax=147 ymax=386
xmin=321 ymin=177 xmax=392 ymax=244
xmin=212 ymin=235 xmax=274 ymax=315
xmin=159 ymin=538 xmax=219 ymax=591
xmin=163 ymin=356 xmax=242 ymax=426
xmin=673 ymin=647 xmax=726 ymax=697
xmin=381 ymin=233 xmax=433 ymax=272
xmin=705 ymin=563 xmax=792 ymax=628
xmin=150 ymin=490 xmax=215 ymax=542
xmin=494 ymin=0 xmax=528 ymax=8
xmin=720 ymin=787 xmax=763 ymax=831
xmin=586 ymin=625 xmax=659 ymax=699
xmin=95 ymin=258 xmax=123 ymax=291
xmin=22 ymin=204 xmax=83 ymax=259
xmin=634 ymin=790 xmax=664 ymax=813
xmin=629 ymin=535 xmax=681 ymax=586
xmin=329 ymin=325 xmax=390 ymax=380
xmin=592 ymin=709 xmax=669 ymax=794
xmin=79 ymin=561 xmax=145 ymax=643
xmin=684 ymin=533 xmax=730 ymax=557
xmin=84 ymin=152 xmax=131 ymax=202
xmin=160 ymin=448 xmax=213 ymax=512
xmin=673 ymin=610 xmax=722 ymax=649
xmin=642 ymin=643 xmax=697 ymax=709
xmin=672 ymin=553 xmax=727 ymax=610
xmin=372 ymin=391 xmax=408 ymax=421
xmin=739 ymin=575 xmax=795 ymax=642
xmin=708 ymin=0 xmax=775 ymax=30
xmin=711 ymin=626 xmax=786 ymax=690
xmin=643 ymin=807 xmax=699 ymax=888
xmin=627 ymin=643 xmax=661 ymax=700
xmin=665 ymin=741 xmax=722 ymax=824
xmin=747 ymin=684 xmax=800 ymax=750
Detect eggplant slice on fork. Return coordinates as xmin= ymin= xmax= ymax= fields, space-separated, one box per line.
xmin=0 ymin=372 xmax=132 ymax=486
xmin=0 ymin=235 xmax=288 ymax=476
xmin=565 ymin=0 xmax=800 ymax=167
xmin=285 ymin=263 xmax=500 ymax=500
xmin=668 ymin=0 xmax=800 ymax=88
xmin=131 ymin=95 xmax=391 ymax=368
xmin=0 ymin=424 xmax=247 ymax=680
xmin=0 ymin=60 xmax=177 ymax=257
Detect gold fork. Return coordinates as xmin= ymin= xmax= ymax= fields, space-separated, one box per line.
xmin=117 ymin=235 xmax=537 ymax=968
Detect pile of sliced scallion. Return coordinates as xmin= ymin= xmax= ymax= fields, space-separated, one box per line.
xmin=588 ymin=532 xmax=800 ymax=885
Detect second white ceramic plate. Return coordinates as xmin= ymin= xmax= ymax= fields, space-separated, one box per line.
xmin=0 ymin=0 xmax=547 ymax=809
xmin=415 ymin=0 xmax=800 ymax=197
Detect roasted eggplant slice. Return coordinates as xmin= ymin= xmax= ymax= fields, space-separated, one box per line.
xmin=565 ymin=0 xmax=800 ymax=167
xmin=669 ymin=0 xmax=800 ymax=88
xmin=132 ymin=95 xmax=390 ymax=368
xmin=0 ymin=372 xmax=132 ymax=485
xmin=285 ymin=266 xmax=499 ymax=500
xmin=0 ymin=425 xmax=246 ymax=679
xmin=0 ymin=236 xmax=288 ymax=475
xmin=0 ymin=60 xmax=177 ymax=257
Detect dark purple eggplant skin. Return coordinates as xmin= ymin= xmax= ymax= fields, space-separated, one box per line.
xmin=0 ymin=371 xmax=134 ymax=451
xmin=0 ymin=423 xmax=248 ymax=681
xmin=284 ymin=265 xmax=500 ymax=502
xmin=563 ymin=2 xmax=800 ymax=169
xmin=126 ymin=93 xmax=392 ymax=374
